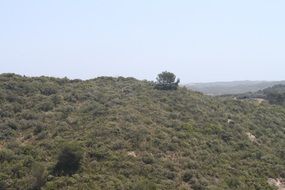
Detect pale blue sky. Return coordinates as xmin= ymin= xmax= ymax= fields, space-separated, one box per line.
xmin=0 ymin=0 xmax=284 ymax=83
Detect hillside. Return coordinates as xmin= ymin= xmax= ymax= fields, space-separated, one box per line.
xmin=0 ymin=74 xmax=285 ymax=190
xmin=187 ymin=81 xmax=285 ymax=96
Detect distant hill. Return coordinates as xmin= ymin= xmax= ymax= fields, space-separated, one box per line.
xmin=187 ymin=81 xmax=285 ymax=96
xmin=0 ymin=73 xmax=285 ymax=189
xmin=234 ymin=84 xmax=285 ymax=106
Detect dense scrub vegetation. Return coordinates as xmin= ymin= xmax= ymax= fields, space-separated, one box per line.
xmin=0 ymin=73 xmax=284 ymax=189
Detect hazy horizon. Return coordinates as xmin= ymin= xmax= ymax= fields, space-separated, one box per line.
xmin=1 ymin=1 xmax=285 ymax=83
xmin=1 ymin=72 xmax=285 ymax=85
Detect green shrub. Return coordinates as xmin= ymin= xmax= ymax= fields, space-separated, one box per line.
xmin=40 ymin=86 xmax=57 ymax=96
xmin=38 ymin=101 xmax=54 ymax=112
xmin=0 ymin=149 xmax=15 ymax=162
xmin=132 ymin=179 xmax=157 ymax=190
xmin=182 ymin=170 xmax=193 ymax=182
xmin=30 ymin=163 xmax=47 ymax=190
xmin=33 ymin=124 xmax=45 ymax=135
xmin=0 ymin=182 xmax=6 ymax=190
xmin=142 ymin=154 xmax=155 ymax=165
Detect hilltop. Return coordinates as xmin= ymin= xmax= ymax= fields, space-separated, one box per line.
xmin=0 ymin=74 xmax=285 ymax=190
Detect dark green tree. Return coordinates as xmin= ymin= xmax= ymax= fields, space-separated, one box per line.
xmin=155 ymin=71 xmax=180 ymax=90
xmin=53 ymin=143 xmax=83 ymax=176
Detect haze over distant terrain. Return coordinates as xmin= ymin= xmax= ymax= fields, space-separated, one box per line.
xmin=1 ymin=0 xmax=285 ymax=82
xmin=187 ymin=81 xmax=285 ymax=96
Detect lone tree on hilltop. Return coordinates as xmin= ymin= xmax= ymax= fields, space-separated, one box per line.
xmin=155 ymin=71 xmax=180 ymax=90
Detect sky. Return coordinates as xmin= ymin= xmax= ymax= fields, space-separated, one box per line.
xmin=0 ymin=0 xmax=284 ymax=83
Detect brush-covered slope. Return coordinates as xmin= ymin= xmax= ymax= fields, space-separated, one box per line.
xmin=0 ymin=74 xmax=285 ymax=190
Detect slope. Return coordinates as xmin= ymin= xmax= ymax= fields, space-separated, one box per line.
xmin=0 ymin=74 xmax=284 ymax=190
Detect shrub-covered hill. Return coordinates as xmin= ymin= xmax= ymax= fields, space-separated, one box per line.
xmin=187 ymin=81 xmax=285 ymax=96
xmin=233 ymin=84 xmax=285 ymax=106
xmin=0 ymin=74 xmax=285 ymax=190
